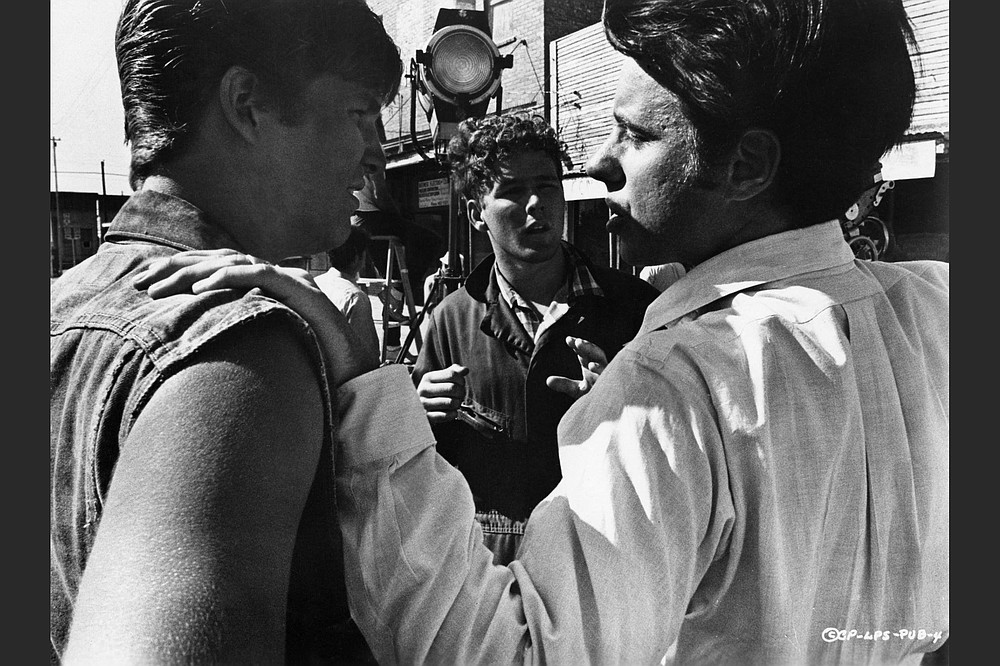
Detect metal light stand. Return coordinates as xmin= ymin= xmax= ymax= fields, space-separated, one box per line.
xmin=395 ymin=170 xmax=465 ymax=363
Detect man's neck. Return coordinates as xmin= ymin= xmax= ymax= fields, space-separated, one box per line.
xmin=139 ymin=170 xmax=273 ymax=260
xmin=494 ymin=249 xmax=568 ymax=307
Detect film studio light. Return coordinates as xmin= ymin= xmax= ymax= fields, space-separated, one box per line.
xmin=414 ymin=8 xmax=513 ymax=146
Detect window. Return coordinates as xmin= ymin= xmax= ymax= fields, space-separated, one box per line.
xmin=489 ymin=0 xmax=514 ymax=42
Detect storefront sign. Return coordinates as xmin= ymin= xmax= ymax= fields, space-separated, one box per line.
xmin=418 ymin=177 xmax=450 ymax=208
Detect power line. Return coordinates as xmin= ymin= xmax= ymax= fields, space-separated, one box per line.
xmin=50 ymin=169 xmax=129 ymax=177
xmin=515 ymin=40 xmax=546 ymax=105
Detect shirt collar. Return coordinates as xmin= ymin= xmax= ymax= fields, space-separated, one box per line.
xmin=104 ymin=189 xmax=246 ymax=253
xmin=493 ymin=241 xmax=604 ymax=309
xmin=638 ymin=220 xmax=856 ymax=335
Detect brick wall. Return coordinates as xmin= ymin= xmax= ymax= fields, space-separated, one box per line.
xmin=543 ymin=0 xmax=602 ymax=44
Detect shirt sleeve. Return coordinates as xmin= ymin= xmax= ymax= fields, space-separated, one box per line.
xmin=345 ymin=292 xmax=380 ymax=362
xmin=334 ymin=346 xmax=731 ymax=665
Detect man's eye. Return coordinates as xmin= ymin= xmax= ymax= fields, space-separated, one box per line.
xmin=617 ymin=123 xmax=647 ymax=144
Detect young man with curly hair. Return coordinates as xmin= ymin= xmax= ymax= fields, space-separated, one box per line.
xmin=411 ymin=113 xmax=659 ymax=565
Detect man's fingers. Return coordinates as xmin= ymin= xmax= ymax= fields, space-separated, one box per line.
xmin=133 ymin=249 xmax=244 ymax=287
xmin=418 ymin=365 xmax=469 ymax=388
xmin=143 ymin=258 xmax=237 ymax=298
xmin=187 ymin=264 xmax=284 ymax=295
xmin=136 ymin=251 xmax=273 ymax=298
xmin=566 ymin=336 xmax=608 ymax=365
xmin=417 ymin=365 xmax=468 ymax=419
xmin=426 ymin=410 xmax=459 ymax=425
xmin=418 ymin=381 xmax=466 ymax=399
xmin=420 ymin=395 xmax=462 ymax=411
xmin=417 ymin=372 xmax=467 ymax=402
xmin=545 ymin=375 xmax=587 ymax=399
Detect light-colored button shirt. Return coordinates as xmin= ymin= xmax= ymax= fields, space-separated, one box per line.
xmin=639 ymin=261 xmax=686 ymax=292
xmin=335 ymin=220 xmax=949 ymax=665
xmin=314 ymin=267 xmax=380 ymax=361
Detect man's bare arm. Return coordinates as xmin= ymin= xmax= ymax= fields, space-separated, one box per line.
xmin=63 ymin=317 xmax=326 ymax=664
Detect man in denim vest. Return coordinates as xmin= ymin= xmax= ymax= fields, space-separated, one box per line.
xmin=49 ymin=1 xmax=401 ymax=662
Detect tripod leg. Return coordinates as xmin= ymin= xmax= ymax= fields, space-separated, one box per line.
xmin=396 ymin=271 xmax=447 ymax=363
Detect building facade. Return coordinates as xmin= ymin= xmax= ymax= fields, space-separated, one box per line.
xmin=366 ymin=0 xmax=605 ymax=276
xmin=50 ymin=0 xmax=948 ymax=275
xmin=50 ymin=192 xmax=129 ymax=276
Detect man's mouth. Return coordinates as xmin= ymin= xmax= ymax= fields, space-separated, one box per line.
xmin=606 ymin=213 xmax=627 ymax=234
xmin=605 ymin=202 xmax=630 ymax=234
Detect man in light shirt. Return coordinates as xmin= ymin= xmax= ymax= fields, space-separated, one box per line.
xmin=639 ymin=261 xmax=686 ymax=292
xmin=315 ymin=225 xmax=381 ymax=361
xmin=333 ymin=0 xmax=948 ymax=662
xmin=138 ymin=0 xmax=948 ymax=662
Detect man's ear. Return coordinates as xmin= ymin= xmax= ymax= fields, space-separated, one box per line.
xmin=724 ymin=128 xmax=781 ymax=202
xmin=466 ymin=198 xmax=488 ymax=233
xmin=218 ymin=65 xmax=269 ymax=143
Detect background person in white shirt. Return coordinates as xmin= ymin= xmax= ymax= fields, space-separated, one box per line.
xmin=638 ymin=261 xmax=686 ymax=292
xmin=138 ymin=0 xmax=948 ymax=663
xmin=314 ymin=224 xmax=381 ymax=361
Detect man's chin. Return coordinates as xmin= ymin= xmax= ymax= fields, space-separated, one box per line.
xmin=615 ymin=240 xmax=643 ymax=267
xmin=518 ymin=244 xmax=561 ymax=264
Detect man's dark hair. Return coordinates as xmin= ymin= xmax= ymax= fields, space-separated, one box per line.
xmin=327 ymin=224 xmax=371 ymax=272
xmin=602 ymin=0 xmax=918 ymax=226
xmin=446 ymin=113 xmax=573 ymax=202
xmin=116 ymin=0 xmax=402 ymax=189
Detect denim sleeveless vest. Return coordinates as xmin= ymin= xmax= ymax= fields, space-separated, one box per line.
xmin=50 ymin=191 xmax=366 ymax=663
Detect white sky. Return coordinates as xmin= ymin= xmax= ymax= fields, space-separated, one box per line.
xmin=50 ymin=0 xmax=133 ymax=196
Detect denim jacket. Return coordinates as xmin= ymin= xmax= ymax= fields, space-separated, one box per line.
xmin=50 ymin=190 xmax=363 ymax=663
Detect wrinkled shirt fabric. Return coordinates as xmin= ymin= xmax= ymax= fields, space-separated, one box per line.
xmin=335 ymin=220 xmax=948 ymax=665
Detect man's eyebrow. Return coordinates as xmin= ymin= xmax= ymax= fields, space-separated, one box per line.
xmin=613 ymin=110 xmax=645 ymax=130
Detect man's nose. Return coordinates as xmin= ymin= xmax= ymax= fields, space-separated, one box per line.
xmin=361 ymin=122 xmax=386 ymax=176
xmin=585 ymin=137 xmax=624 ymax=191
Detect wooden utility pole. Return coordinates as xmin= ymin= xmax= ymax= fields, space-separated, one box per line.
xmin=52 ymin=136 xmax=63 ymax=275
xmin=99 ymin=160 xmax=108 ymax=245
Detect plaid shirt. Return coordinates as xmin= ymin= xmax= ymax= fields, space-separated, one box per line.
xmin=494 ymin=242 xmax=603 ymax=345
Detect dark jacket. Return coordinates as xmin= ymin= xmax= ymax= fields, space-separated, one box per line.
xmin=411 ymin=250 xmax=660 ymax=521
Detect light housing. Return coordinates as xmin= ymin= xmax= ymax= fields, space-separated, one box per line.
xmin=420 ymin=24 xmax=504 ymax=108
xmin=414 ymin=9 xmax=512 ymax=144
